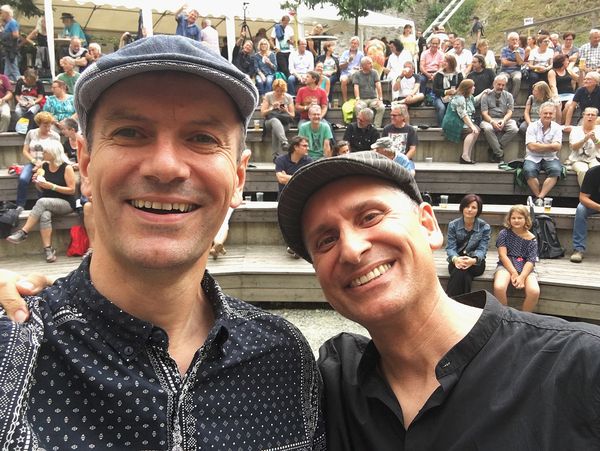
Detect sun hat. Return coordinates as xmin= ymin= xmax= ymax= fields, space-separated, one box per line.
xmin=277 ymin=151 xmax=423 ymax=262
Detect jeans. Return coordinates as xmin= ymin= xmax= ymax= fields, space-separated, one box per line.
xmin=287 ymin=74 xmax=301 ymax=95
xmin=522 ymin=158 xmax=562 ymax=179
xmin=433 ymin=97 xmax=447 ymax=126
xmin=255 ymin=74 xmax=275 ymax=96
xmin=16 ymin=163 xmax=35 ymax=208
xmin=3 ymin=54 xmax=20 ymax=82
xmin=572 ymin=203 xmax=599 ymax=252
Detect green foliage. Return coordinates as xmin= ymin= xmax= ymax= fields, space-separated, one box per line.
xmin=447 ymin=0 xmax=477 ymax=37
xmin=7 ymin=0 xmax=42 ymax=17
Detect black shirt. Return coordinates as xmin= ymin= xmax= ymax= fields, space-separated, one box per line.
xmin=318 ymin=291 xmax=600 ymax=451
xmin=573 ymin=85 xmax=600 ymax=112
xmin=343 ymin=123 xmax=380 ymax=152
xmin=581 ymin=164 xmax=600 ymax=204
xmin=467 ymin=68 xmax=496 ymax=96
xmin=0 ymin=259 xmax=326 ymax=450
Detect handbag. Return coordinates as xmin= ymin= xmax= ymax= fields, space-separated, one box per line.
xmin=266 ymin=109 xmax=293 ymax=126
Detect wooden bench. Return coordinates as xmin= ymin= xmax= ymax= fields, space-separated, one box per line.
xmin=244 ymin=162 xmax=582 ymax=200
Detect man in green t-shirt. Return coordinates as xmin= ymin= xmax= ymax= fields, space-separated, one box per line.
xmin=298 ymin=104 xmax=333 ymax=159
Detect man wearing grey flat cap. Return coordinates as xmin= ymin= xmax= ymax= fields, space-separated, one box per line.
xmin=277 ymin=151 xmax=600 ymax=450
xmin=0 ymin=35 xmax=324 ymax=450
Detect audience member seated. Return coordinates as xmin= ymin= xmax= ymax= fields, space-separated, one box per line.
xmin=476 ymin=39 xmax=497 ymax=72
xmin=288 ymin=38 xmax=314 ymax=95
xmin=467 ymin=54 xmax=495 ymax=96
xmin=59 ymin=37 xmax=88 ymax=73
xmin=59 ymin=12 xmax=87 ymax=46
xmin=254 ymin=38 xmax=277 ymax=96
xmin=370 ymin=136 xmax=413 ymax=173
xmin=428 ymin=25 xmax=449 ymax=45
xmin=442 ymin=79 xmax=480 ymax=164
xmin=298 ymin=104 xmax=332 ymax=159
xmin=557 ymin=32 xmax=579 ymax=63
xmin=252 ymin=28 xmax=268 ymax=48
xmin=339 ymin=36 xmax=364 ymax=103
xmin=23 ymin=15 xmax=50 ymax=77
xmin=480 ymin=74 xmax=519 ymax=163
xmin=578 ymin=29 xmax=600 ymax=74
xmin=275 ymin=135 xmax=313 ymax=195
xmin=314 ymin=62 xmax=331 ymax=97
xmin=15 ymin=111 xmax=61 ymax=210
xmin=447 ymin=38 xmax=473 ymax=77
xmin=527 ymin=36 xmax=554 ymax=89
xmin=0 ymin=73 xmax=12 ymax=132
xmin=493 ymin=204 xmax=540 ymax=312
xmin=392 ymin=61 xmax=424 ymax=106
xmin=524 ymin=35 xmax=537 ymax=62
xmin=261 ymin=79 xmax=295 ymax=161
xmin=418 ymin=36 xmax=444 ymax=93
xmin=564 ymin=71 xmax=600 ymax=130
xmin=14 ymin=68 xmax=45 ymax=126
xmin=57 ymin=57 xmax=80 ymax=94
xmin=295 ymin=70 xmax=328 ymax=124
xmin=499 ymin=32 xmax=525 ymax=100
xmin=384 ymin=39 xmax=412 ymax=99
xmin=399 ymin=24 xmax=417 ymax=60
xmin=315 ymin=41 xmax=340 ymax=101
xmin=7 ymin=140 xmax=76 ymax=263
xmin=381 ymin=103 xmax=417 ymax=174
xmin=521 ymin=81 xmax=560 ymax=134
xmin=570 ymin=163 xmax=600 ymax=263
xmin=547 ymin=54 xmax=578 ymax=110
xmin=61 ymin=117 xmax=85 ymax=167
xmin=43 ymin=79 xmax=76 ymax=130
xmin=445 ymin=193 xmax=491 ymax=298
xmin=524 ymin=102 xmax=563 ymax=206
xmin=353 ymin=57 xmax=385 ymax=128
xmin=567 ymin=107 xmax=600 ymax=186
xmin=432 ymin=53 xmax=463 ymax=126
xmin=232 ymin=35 xmax=256 ymax=80
xmin=270 ymin=15 xmax=294 ymax=77
xmin=343 ymin=108 xmax=379 ymax=152
xmin=306 ymin=23 xmax=324 ymax=59
xmin=87 ymin=42 xmax=102 ymax=65
xmin=332 ymin=140 xmax=350 ymax=156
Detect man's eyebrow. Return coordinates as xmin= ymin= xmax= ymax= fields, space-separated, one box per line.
xmin=304 ymin=199 xmax=385 ymax=238
xmin=99 ymin=110 xmax=232 ymax=130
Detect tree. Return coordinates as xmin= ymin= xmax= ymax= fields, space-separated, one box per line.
xmin=7 ymin=0 xmax=43 ymax=17
xmin=294 ymin=0 xmax=410 ymax=35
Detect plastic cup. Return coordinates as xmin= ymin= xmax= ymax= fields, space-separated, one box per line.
xmin=244 ymin=195 xmax=252 ymax=202
xmin=440 ymin=195 xmax=449 ymax=208
xmin=333 ymin=98 xmax=339 ymax=108
xmin=256 ymin=192 xmax=264 ymax=202
xmin=425 ymin=157 xmax=433 ymax=164
xmin=253 ymin=119 xmax=260 ymax=130
xmin=544 ymin=197 xmax=553 ymax=213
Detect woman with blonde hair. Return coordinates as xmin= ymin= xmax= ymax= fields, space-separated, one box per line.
xmin=261 ymin=78 xmax=295 ymax=160
xmin=7 ymin=140 xmax=76 ymax=263
xmin=520 ymin=80 xmax=561 ymax=133
xmin=476 ymin=39 xmax=496 ymax=71
xmin=493 ymin=205 xmax=539 ymax=312
xmin=254 ymin=38 xmax=277 ymax=96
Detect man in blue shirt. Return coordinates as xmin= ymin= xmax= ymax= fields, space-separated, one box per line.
xmin=0 ymin=5 xmax=20 ymax=82
xmin=174 ymin=4 xmax=202 ymax=41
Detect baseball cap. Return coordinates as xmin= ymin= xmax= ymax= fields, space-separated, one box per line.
xmin=277 ymin=151 xmax=423 ymax=262
xmin=74 ymin=35 xmax=259 ymax=136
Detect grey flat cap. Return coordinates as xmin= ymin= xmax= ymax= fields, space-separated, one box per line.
xmin=74 ymin=34 xmax=259 ymax=136
xmin=277 ymin=151 xmax=423 ymax=262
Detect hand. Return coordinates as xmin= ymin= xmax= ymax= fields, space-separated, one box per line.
xmin=35 ymin=179 xmax=53 ymax=190
xmin=0 ymin=269 xmax=51 ymax=322
xmin=513 ymin=274 xmax=525 ymax=289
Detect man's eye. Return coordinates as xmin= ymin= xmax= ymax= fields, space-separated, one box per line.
xmin=361 ymin=211 xmax=383 ymax=225
xmin=190 ymin=133 xmax=218 ymax=144
xmin=113 ymin=128 xmax=141 ymax=138
xmin=315 ymin=235 xmax=337 ymax=252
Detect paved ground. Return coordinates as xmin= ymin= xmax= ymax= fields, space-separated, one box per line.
xmin=266 ymin=307 xmax=369 ymax=356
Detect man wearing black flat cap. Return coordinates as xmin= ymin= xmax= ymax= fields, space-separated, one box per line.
xmin=277 ymin=151 xmax=600 ymax=451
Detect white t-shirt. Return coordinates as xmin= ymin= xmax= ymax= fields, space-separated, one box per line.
xmin=568 ymin=125 xmax=600 ymax=163
xmin=270 ymin=24 xmax=295 ymax=53
xmin=201 ymin=26 xmax=220 ymax=54
xmin=448 ymin=48 xmax=473 ymax=74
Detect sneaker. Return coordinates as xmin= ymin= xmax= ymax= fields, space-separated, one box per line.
xmin=534 ymin=198 xmax=544 ymax=207
xmin=570 ymin=251 xmax=584 ymax=263
xmin=44 ymin=246 xmax=57 ymax=263
xmin=6 ymin=229 xmax=27 ymax=244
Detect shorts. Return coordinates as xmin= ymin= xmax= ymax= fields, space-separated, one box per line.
xmin=523 ymin=158 xmax=562 ymax=179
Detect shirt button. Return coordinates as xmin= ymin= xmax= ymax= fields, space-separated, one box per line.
xmin=151 ymin=329 xmax=165 ymax=343
xmin=123 ymin=345 xmax=135 ymax=356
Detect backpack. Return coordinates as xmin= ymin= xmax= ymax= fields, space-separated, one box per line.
xmin=66 ymin=225 xmax=90 ymax=257
xmin=0 ymin=204 xmax=20 ymax=239
xmin=274 ymin=23 xmax=285 ymax=42
xmin=529 ymin=203 xmax=564 ymax=259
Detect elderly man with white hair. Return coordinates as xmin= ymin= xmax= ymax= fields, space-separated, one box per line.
xmin=499 ymin=32 xmax=525 ymax=100
xmin=578 ymin=29 xmax=600 ymax=74
xmin=0 ymin=4 xmax=20 ymax=82
xmin=563 ymin=71 xmax=600 ymax=131
xmin=201 ymin=18 xmax=220 ymax=53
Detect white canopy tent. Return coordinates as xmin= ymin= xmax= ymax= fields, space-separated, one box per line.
xmin=19 ymin=1 xmax=413 ymax=77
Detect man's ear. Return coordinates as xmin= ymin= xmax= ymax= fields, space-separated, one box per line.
xmin=230 ymin=148 xmax=251 ymax=208
xmin=419 ymin=202 xmax=444 ymax=250
xmin=77 ymin=139 xmax=92 ymax=197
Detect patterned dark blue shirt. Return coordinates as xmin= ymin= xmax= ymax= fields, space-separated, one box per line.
xmin=0 ymin=259 xmax=325 ymax=450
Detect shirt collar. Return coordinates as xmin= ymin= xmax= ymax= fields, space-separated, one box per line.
xmin=61 ymin=258 xmax=232 ymax=362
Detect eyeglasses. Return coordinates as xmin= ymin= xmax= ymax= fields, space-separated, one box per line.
xmin=390 ymin=114 xmax=402 ymax=117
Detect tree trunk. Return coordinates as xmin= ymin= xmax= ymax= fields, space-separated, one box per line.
xmin=355 ymin=15 xmax=359 ymax=35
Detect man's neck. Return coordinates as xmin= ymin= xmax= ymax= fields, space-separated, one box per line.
xmin=89 ymin=248 xmax=214 ymax=374
xmin=290 ymin=151 xmax=302 ymax=163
